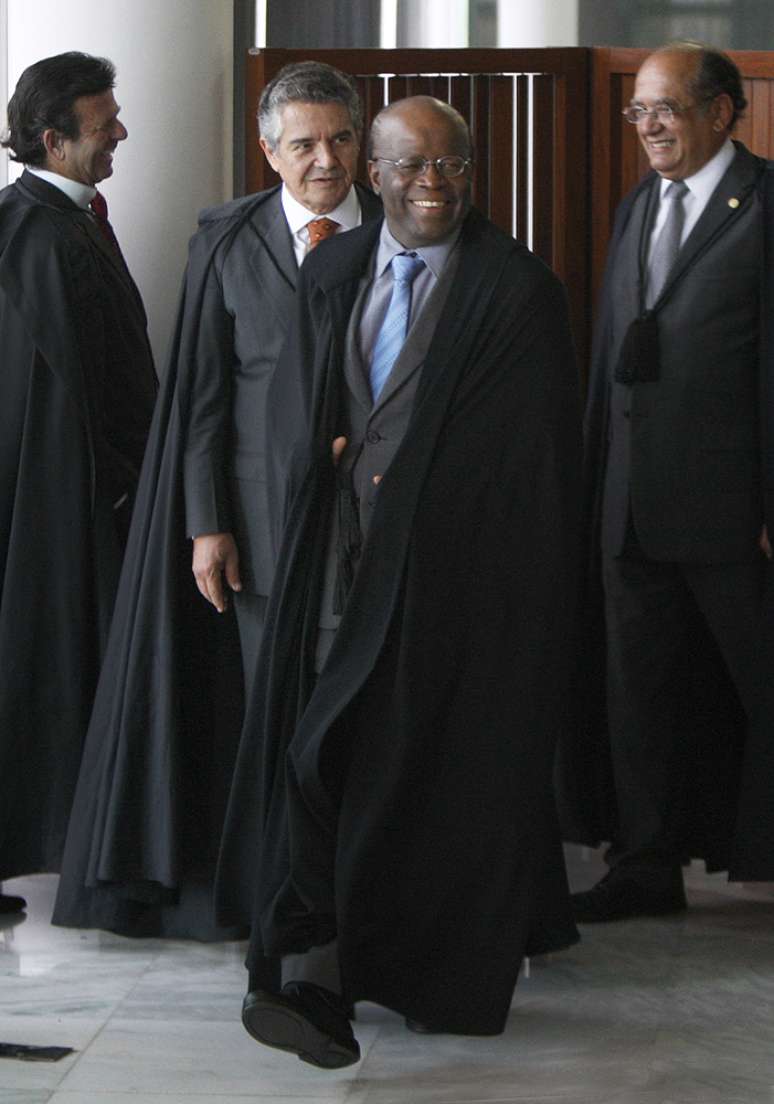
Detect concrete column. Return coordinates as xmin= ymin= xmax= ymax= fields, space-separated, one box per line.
xmin=5 ymin=0 xmax=235 ymax=365
xmin=398 ymin=0 xmax=469 ymax=47
xmin=497 ymin=0 xmax=579 ymax=47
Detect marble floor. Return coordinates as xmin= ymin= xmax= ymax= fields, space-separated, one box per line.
xmin=2 ymin=846 xmax=774 ymax=1103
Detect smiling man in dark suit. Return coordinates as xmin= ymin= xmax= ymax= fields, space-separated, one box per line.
xmin=0 ymin=52 xmax=156 ymax=917
xmin=229 ymin=95 xmax=582 ymax=1068
xmin=570 ymin=42 xmax=772 ymax=923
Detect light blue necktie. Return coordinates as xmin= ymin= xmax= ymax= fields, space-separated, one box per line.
xmin=369 ymin=252 xmax=425 ymax=402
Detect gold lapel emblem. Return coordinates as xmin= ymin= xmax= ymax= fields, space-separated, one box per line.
xmin=728 ymin=197 xmax=740 ymax=209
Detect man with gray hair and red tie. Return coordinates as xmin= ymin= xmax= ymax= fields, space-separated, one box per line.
xmin=52 ymin=61 xmax=381 ymax=940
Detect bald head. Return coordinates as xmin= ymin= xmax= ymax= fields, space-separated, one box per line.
xmin=368 ymin=96 xmax=471 ymax=160
xmin=367 ymin=96 xmax=473 ymax=249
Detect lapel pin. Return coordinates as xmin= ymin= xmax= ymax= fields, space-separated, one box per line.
xmin=728 ymin=197 xmax=740 ymax=209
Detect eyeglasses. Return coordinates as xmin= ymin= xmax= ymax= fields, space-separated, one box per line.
xmin=622 ymin=100 xmax=709 ymax=125
xmin=371 ymin=155 xmax=472 ymax=178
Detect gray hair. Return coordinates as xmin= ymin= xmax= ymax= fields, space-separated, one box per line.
xmin=258 ymin=61 xmax=363 ymax=151
xmin=651 ymin=41 xmax=747 ymax=130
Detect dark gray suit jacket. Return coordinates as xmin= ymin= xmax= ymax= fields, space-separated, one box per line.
xmin=600 ymin=142 xmax=765 ymax=563
xmin=315 ymin=238 xmax=461 ymax=667
xmin=182 ymin=184 xmax=381 ymax=595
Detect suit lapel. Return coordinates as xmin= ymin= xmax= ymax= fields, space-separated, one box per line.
xmin=610 ymin=176 xmax=656 ymax=316
xmin=657 ymin=143 xmax=763 ymax=303
xmin=245 ymin=190 xmax=297 ymax=317
xmin=84 ymin=215 xmax=149 ymax=314
xmin=370 ymin=337 xmax=424 ymax=413
xmin=636 ymin=176 xmax=661 ymax=289
xmin=342 ymin=268 xmax=377 ymax=414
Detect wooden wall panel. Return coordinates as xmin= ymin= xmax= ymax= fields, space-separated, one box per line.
xmin=488 ymin=76 xmax=515 ymax=233
xmin=470 ymin=74 xmax=491 ymax=215
xmin=514 ymin=75 xmax=529 ymax=246
xmin=532 ymin=75 xmax=555 ymax=269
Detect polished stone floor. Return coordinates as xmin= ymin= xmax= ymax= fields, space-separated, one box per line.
xmin=2 ymin=845 xmax=774 ymax=1103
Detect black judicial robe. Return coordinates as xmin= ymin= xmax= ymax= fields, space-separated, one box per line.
xmin=51 ymin=193 xmax=266 ymax=939
xmin=52 ymin=185 xmax=380 ymax=938
xmin=555 ymin=158 xmax=774 ymax=878
xmin=219 ymin=210 xmax=583 ymax=1034
xmin=730 ymin=161 xmax=774 ymax=880
xmin=0 ymin=171 xmax=156 ymax=880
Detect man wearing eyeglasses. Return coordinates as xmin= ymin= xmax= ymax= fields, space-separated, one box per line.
xmin=568 ymin=43 xmax=772 ymax=923
xmin=223 ymin=94 xmax=582 ymax=1066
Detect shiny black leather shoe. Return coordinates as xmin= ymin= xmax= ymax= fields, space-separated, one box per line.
xmin=572 ymin=869 xmax=687 ymax=923
xmin=0 ymin=894 xmax=26 ymax=914
xmin=242 ymin=981 xmax=360 ymax=1069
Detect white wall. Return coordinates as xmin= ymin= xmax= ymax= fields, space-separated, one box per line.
xmin=5 ymin=0 xmax=235 ymax=366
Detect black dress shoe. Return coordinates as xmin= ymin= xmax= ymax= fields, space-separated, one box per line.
xmin=404 ymin=1017 xmax=501 ymax=1036
xmin=242 ymin=981 xmax=360 ymax=1069
xmin=0 ymin=894 xmax=26 ymax=914
xmin=572 ymin=869 xmax=687 ymax=923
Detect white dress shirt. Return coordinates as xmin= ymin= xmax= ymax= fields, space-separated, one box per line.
xmin=26 ymin=166 xmax=96 ymax=209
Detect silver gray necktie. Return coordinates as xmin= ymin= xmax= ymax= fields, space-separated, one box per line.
xmin=645 ymin=179 xmax=688 ymax=308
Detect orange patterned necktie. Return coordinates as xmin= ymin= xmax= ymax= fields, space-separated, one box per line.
xmin=307 ymin=217 xmax=340 ymax=249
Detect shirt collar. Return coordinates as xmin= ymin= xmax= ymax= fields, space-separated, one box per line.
xmin=659 ymin=138 xmax=736 ymax=205
xmin=376 ymin=220 xmax=461 ymax=281
xmin=281 ymin=183 xmax=361 ymax=236
xmin=26 ymin=166 xmax=97 ymax=209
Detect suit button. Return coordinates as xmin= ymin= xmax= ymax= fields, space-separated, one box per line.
xmin=623 ymin=410 xmax=631 ymax=419
xmin=366 ymin=430 xmax=381 ymax=444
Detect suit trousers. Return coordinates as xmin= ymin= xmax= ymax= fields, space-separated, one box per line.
xmin=281 ymin=940 xmax=342 ymax=995
xmin=233 ymin=590 xmax=267 ymax=704
xmin=602 ymin=545 xmax=765 ymax=877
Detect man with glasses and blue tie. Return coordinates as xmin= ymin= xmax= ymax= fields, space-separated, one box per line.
xmin=223 ymin=94 xmax=583 ymax=1068
xmin=568 ymin=43 xmax=773 ymax=923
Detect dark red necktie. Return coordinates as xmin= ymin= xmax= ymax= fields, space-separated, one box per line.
xmin=90 ymin=190 xmax=123 ymax=256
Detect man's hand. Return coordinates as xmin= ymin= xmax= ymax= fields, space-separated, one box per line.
xmin=332 ymin=436 xmax=347 ymax=466
xmin=760 ymin=525 xmax=772 ymax=561
xmin=192 ymin=532 xmax=242 ymax=612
